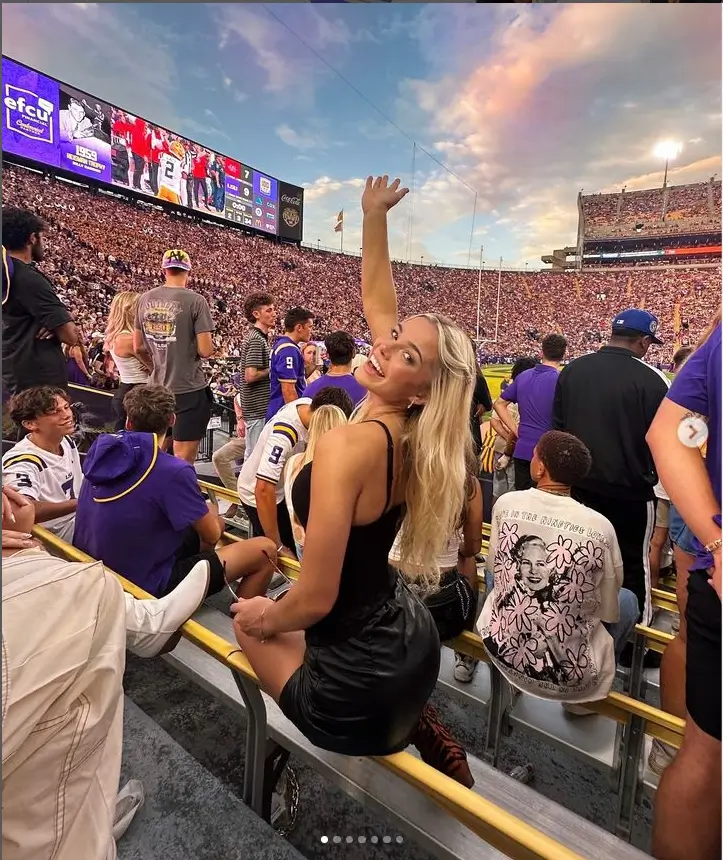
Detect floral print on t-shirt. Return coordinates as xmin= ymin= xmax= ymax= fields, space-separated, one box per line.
xmin=479 ymin=490 xmax=622 ymax=702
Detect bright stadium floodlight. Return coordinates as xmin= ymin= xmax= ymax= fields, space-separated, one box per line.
xmin=653 ymin=141 xmax=682 ymax=188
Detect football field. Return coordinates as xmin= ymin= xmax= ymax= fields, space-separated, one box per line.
xmin=482 ymin=364 xmax=511 ymax=400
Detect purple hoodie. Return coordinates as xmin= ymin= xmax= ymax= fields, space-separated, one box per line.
xmin=73 ymin=431 xmax=208 ymax=596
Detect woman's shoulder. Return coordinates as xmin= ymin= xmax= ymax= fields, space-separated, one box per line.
xmin=314 ymin=421 xmax=396 ymax=468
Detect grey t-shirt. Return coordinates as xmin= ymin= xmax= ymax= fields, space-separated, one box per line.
xmin=136 ymin=286 xmax=214 ymax=395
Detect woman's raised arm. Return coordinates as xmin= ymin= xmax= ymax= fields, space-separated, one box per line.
xmin=360 ymin=175 xmax=408 ymax=342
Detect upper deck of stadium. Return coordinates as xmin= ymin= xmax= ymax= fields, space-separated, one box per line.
xmin=579 ymin=180 xmax=722 ymax=241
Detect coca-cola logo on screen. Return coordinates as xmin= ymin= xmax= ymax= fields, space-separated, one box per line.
xmin=281 ymin=193 xmax=301 ymax=207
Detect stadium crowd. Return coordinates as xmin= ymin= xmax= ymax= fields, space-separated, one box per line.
xmin=582 ymin=179 xmax=721 ymax=240
xmin=2 ymin=165 xmax=721 ymax=860
xmin=3 ymin=164 xmax=720 ymax=375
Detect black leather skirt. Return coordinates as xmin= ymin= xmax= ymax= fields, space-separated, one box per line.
xmin=279 ymin=576 xmax=441 ymax=756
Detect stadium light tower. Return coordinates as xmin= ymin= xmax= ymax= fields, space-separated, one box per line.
xmin=653 ymin=141 xmax=681 ymax=189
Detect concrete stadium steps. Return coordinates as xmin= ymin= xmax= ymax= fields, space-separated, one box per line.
xmin=118 ymin=697 xmax=306 ymax=860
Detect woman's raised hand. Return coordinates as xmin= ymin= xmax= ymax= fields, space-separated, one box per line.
xmin=361 ymin=175 xmax=409 ymax=215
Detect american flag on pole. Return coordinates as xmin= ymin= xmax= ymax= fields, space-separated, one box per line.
xmin=334 ymin=210 xmax=344 ymax=233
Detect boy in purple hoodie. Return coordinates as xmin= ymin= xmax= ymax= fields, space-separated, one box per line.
xmin=74 ymin=384 xmax=276 ymax=598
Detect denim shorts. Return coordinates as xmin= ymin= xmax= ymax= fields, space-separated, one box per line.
xmin=669 ymin=505 xmax=697 ymax=555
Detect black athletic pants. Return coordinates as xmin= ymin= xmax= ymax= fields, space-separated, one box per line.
xmin=132 ymin=153 xmax=144 ymax=189
xmin=573 ymin=488 xmax=654 ymax=625
xmin=113 ymin=381 xmax=145 ymax=432
xmin=686 ymin=569 xmax=722 ymax=740
xmin=513 ymin=457 xmax=533 ymax=491
xmin=241 ymin=501 xmax=295 ymax=555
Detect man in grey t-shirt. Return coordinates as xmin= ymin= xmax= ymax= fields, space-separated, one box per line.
xmin=239 ymin=292 xmax=277 ymax=457
xmin=134 ymin=249 xmax=215 ymax=464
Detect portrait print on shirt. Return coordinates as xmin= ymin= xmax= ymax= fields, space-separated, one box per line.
xmin=479 ymin=491 xmax=621 ymax=702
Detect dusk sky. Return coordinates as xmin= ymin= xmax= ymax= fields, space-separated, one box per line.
xmin=3 ymin=3 xmax=721 ymax=267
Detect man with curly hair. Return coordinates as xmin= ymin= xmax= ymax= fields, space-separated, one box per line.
xmin=2 ymin=386 xmax=82 ymax=541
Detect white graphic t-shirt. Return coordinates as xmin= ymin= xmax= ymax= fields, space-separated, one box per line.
xmin=478 ymin=489 xmax=623 ymax=704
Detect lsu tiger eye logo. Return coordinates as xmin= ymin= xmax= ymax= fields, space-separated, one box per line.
xmin=282 ymin=207 xmax=300 ymax=228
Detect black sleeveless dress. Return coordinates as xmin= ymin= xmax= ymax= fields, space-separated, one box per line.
xmin=281 ymin=420 xmax=441 ymax=756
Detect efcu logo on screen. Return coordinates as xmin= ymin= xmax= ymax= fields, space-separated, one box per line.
xmin=4 ymin=83 xmax=54 ymax=143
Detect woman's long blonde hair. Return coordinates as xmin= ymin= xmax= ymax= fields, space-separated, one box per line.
xmin=354 ymin=313 xmax=476 ymax=594
xmin=304 ymin=405 xmax=348 ymax=465
xmin=105 ymin=292 xmax=139 ymax=351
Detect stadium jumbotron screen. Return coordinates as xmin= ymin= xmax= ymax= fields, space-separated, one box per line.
xmin=1 ymin=56 xmax=304 ymax=242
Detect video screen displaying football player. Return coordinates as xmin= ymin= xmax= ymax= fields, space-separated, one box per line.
xmin=157 ymin=139 xmax=185 ymax=205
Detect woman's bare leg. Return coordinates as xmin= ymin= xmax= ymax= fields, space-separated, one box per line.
xmin=217 ymin=537 xmax=276 ymax=599
xmin=233 ymin=625 xmax=306 ymax=701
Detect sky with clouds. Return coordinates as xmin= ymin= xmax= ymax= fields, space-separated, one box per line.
xmin=2 ymin=3 xmax=720 ymax=267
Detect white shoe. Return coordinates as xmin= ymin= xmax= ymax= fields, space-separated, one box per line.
xmin=112 ymin=779 xmax=144 ymax=841
xmin=125 ymin=560 xmax=210 ymax=658
xmin=453 ymin=652 xmax=478 ymax=683
xmin=648 ymin=738 xmax=676 ymax=776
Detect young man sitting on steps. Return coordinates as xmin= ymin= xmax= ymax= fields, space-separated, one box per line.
xmin=2 ymin=386 xmax=84 ymax=542
xmin=74 ymin=384 xmax=276 ymax=599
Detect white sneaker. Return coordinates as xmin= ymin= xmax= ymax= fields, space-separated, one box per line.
xmin=112 ymin=779 xmax=144 ymax=841
xmin=453 ymin=652 xmax=478 ymax=683
xmin=125 ymin=560 xmax=210 ymax=658
xmin=648 ymin=738 xmax=676 ymax=776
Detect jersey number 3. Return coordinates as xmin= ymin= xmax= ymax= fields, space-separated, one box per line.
xmin=13 ymin=473 xmax=32 ymax=491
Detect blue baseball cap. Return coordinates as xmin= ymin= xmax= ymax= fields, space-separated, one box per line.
xmin=612 ymin=309 xmax=663 ymax=345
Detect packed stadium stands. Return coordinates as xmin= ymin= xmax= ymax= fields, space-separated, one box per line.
xmin=4 ymin=163 xmax=720 ymax=370
xmin=580 ymin=180 xmax=721 ymax=240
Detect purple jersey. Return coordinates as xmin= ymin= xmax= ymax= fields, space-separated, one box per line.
xmin=304 ymin=372 xmax=367 ymax=408
xmin=502 ymin=364 xmax=559 ymax=461
xmin=74 ymin=431 xmax=209 ymax=596
xmin=666 ymin=324 xmax=721 ymax=571
xmin=267 ymin=335 xmax=305 ymax=422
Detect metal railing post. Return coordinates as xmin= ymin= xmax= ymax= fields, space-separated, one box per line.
xmin=483 ymin=665 xmax=513 ymax=768
xmin=627 ymin=632 xmax=647 ymax=701
xmin=614 ymin=712 xmax=645 ymax=843
xmin=231 ymin=670 xmax=268 ymax=815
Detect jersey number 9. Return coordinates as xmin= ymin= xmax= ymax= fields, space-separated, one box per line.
xmin=267 ymin=445 xmax=284 ymax=465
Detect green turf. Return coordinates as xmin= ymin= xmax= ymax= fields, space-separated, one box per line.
xmin=482 ymin=364 xmax=511 ymax=400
